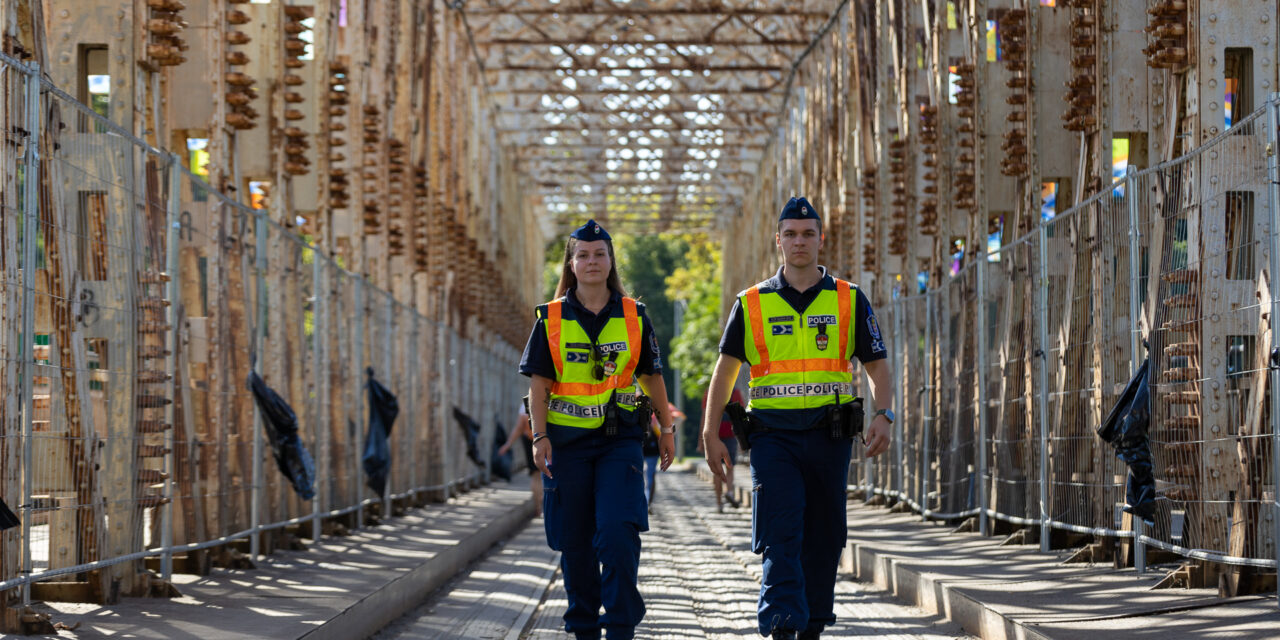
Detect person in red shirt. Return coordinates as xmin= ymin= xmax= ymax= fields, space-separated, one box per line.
xmin=699 ymin=386 xmax=744 ymax=512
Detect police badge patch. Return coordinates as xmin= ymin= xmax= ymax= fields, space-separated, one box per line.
xmin=815 ymin=333 xmax=829 ymax=350
xmin=868 ymin=314 xmax=885 ymax=353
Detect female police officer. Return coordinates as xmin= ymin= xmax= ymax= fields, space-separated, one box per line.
xmin=520 ymin=219 xmax=676 ymax=640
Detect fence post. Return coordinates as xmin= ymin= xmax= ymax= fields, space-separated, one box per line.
xmin=921 ymin=290 xmax=933 ymax=520
xmin=1125 ymin=167 xmax=1147 ymax=573
xmin=894 ymin=297 xmax=905 ymax=500
xmin=352 ymin=278 xmax=365 ymax=528
xmin=315 ymin=256 xmax=329 ymax=541
xmin=161 ymin=153 xmax=183 ymax=580
xmin=976 ymin=249 xmax=990 ymax=536
xmin=408 ymin=314 xmax=418 ymax=497
xmin=1263 ymin=92 xmax=1280 ymax=609
xmin=18 ymin=61 xmax=42 ymax=605
xmin=249 ymin=211 xmax=268 ymax=560
xmin=1035 ymin=223 xmax=1052 ymax=553
xmin=384 ymin=295 xmax=393 ymax=506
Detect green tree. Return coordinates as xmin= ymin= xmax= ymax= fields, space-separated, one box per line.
xmin=664 ymin=234 xmax=722 ymax=403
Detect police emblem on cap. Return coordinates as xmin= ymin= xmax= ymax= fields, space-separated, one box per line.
xmin=593 ymin=224 xmax=601 ymax=234
xmin=816 ymin=333 xmax=828 ymax=351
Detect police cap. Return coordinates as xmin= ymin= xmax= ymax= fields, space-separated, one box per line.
xmin=778 ymin=197 xmax=820 ymax=223
xmin=570 ymin=219 xmax=612 ymax=242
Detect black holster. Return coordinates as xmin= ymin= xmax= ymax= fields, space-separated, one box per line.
xmin=724 ymin=401 xmax=755 ymax=452
xmin=827 ymin=397 xmax=864 ymax=441
xmin=634 ymin=394 xmax=654 ymax=436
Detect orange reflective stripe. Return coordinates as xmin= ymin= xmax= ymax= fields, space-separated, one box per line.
xmin=546 ymin=301 xmax=564 ymax=376
xmin=617 ymin=297 xmax=642 ymax=381
xmin=750 ymin=357 xmax=851 ymax=378
xmin=744 ymin=287 xmax=770 ymax=373
xmin=551 ymin=380 xmax=621 ymax=396
xmin=836 ymin=279 xmax=851 ymax=359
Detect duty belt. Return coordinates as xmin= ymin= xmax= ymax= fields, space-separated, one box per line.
xmin=749 ymin=382 xmax=855 ymax=400
xmin=548 ymin=393 xmax=637 ymax=419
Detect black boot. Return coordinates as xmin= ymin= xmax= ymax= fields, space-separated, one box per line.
xmin=771 ymin=631 xmax=797 ymax=640
xmin=798 ymin=631 xmax=821 ymax=640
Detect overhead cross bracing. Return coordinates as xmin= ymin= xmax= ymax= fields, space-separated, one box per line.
xmin=460 ymin=0 xmax=846 ymax=233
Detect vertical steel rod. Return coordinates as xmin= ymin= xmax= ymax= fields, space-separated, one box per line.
xmin=249 ymin=211 xmax=267 ymax=560
xmin=1125 ymin=168 xmax=1147 ymax=573
xmin=352 ymin=278 xmax=365 ymax=529
xmin=1263 ymin=93 xmax=1280 ymax=609
xmin=921 ymin=290 xmax=933 ymax=519
xmin=976 ymin=249 xmax=990 ymax=536
xmin=1036 ymin=223 xmax=1052 ymax=553
xmin=161 ymin=153 xmax=182 ymax=580
xmin=894 ymin=298 xmax=905 ymax=500
xmin=18 ymin=61 xmax=41 ymax=605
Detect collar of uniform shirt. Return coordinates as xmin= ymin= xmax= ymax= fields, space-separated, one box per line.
xmin=769 ymin=264 xmax=830 ymax=294
xmin=565 ymin=286 xmax=622 ymax=315
xmin=564 ymin=287 xmax=625 ymax=343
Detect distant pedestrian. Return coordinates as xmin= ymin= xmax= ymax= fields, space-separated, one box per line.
xmin=498 ymin=397 xmax=542 ymax=516
xmin=698 ymin=386 xmax=744 ymax=512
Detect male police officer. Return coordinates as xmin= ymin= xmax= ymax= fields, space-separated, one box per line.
xmin=701 ymin=197 xmax=893 ymax=640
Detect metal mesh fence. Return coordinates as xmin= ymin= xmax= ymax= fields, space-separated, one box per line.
xmin=982 ymin=233 xmax=1042 ymax=526
xmin=856 ymin=97 xmax=1280 ymax=572
xmin=0 ymin=55 xmax=513 ymax=599
xmin=1133 ymin=107 xmax=1276 ymax=566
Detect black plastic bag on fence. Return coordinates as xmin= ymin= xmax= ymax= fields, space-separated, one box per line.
xmin=0 ymin=497 xmax=18 ymax=530
xmin=1097 ymin=357 xmax=1156 ymax=524
xmin=452 ymin=407 xmax=484 ymax=467
xmin=363 ymin=368 xmax=400 ymax=497
xmin=491 ymin=418 xmax=513 ymax=482
xmin=247 ymin=368 xmax=317 ymax=500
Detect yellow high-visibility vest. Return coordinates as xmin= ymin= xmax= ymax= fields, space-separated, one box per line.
xmin=543 ymin=297 xmax=644 ymax=429
xmin=740 ymin=279 xmax=857 ymax=411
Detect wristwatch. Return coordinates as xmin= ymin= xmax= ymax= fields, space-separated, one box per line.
xmin=659 ymin=424 xmax=675 ymax=435
xmin=874 ymin=409 xmax=895 ymax=423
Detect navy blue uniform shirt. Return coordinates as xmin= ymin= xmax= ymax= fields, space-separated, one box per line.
xmin=719 ymin=265 xmax=886 ymax=430
xmin=520 ymin=288 xmax=663 ymax=446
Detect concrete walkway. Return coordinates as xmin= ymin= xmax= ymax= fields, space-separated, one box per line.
xmin=38 ymin=481 xmax=536 ymax=639
xmin=27 ymin=464 xmax=1280 ymax=639
xmin=382 ymin=466 xmax=974 ymax=639
xmin=841 ymin=501 xmax=1280 ymax=639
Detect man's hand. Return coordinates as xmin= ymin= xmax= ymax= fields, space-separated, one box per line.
xmin=863 ymin=415 xmax=891 ymax=457
xmin=702 ymin=432 xmax=733 ymax=484
xmin=497 ymin=442 xmax=512 ymax=456
xmin=533 ymin=438 xmax=554 ymax=478
xmin=659 ymin=433 xmax=676 ymax=470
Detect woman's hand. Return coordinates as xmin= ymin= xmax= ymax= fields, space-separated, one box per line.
xmin=533 ymin=438 xmax=554 ymax=479
xmin=497 ymin=442 xmax=512 ymax=456
xmin=659 ymin=433 xmax=676 ymax=471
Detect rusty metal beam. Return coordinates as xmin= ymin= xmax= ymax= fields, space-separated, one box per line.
xmin=487 ymin=64 xmax=787 ymax=72
xmin=477 ymin=38 xmax=809 ymax=47
xmin=491 ymin=87 xmax=779 ymax=95
xmin=498 ymin=124 xmax=766 ymax=131
xmin=465 ymin=7 xmax=828 ymax=18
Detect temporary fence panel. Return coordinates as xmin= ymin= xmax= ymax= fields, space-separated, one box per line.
xmin=0 ymin=56 xmax=518 ymax=601
xmin=850 ymin=97 xmax=1280 ymax=573
xmin=1133 ymin=107 xmax=1276 ymax=568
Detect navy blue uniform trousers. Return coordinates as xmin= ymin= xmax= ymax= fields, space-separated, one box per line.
xmin=750 ymin=428 xmax=853 ymax=636
xmin=543 ymin=435 xmax=648 ymax=640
